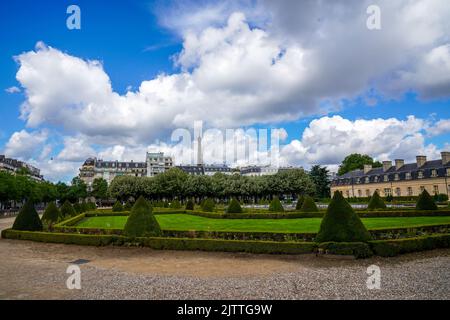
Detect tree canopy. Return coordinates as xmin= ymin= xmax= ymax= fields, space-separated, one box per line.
xmin=338 ymin=154 xmax=382 ymax=176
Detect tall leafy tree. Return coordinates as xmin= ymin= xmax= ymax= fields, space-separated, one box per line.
xmin=309 ymin=165 xmax=331 ymax=198
xmin=91 ymin=177 xmax=108 ymax=203
xmin=338 ymin=153 xmax=382 ymax=176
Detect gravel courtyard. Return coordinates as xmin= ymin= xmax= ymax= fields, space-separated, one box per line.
xmin=0 ymin=216 xmax=449 ymax=300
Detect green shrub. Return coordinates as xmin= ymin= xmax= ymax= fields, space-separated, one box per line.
xmin=73 ymin=202 xmax=84 ymax=214
xmin=316 ymin=191 xmax=371 ymax=243
xmin=1 ymin=229 xmax=317 ymax=255
xmin=434 ymin=193 xmax=449 ymax=202
xmin=41 ymin=202 xmax=61 ymax=224
xmin=123 ymin=196 xmax=161 ymax=237
xmin=163 ymin=201 xmax=169 ymax=208
xmin=12 ymin=200 xmax=43 ymax=231
xmin=367 ymin=191 xmax=386 ymax=210
xmin=369 ymin=234 xmax=450 ymax=257
xmin=124 ymin=200 xmax=134 ymax=211
xmin=295 ymin=195 xmax=305 ymax=210
xmin=169 ymin=199 xmax=182 ymax=209
xmin=318 ymin=242 xmax=373 ymax=259
xmin=226 ymin=197 xmax=243 ymax=213
xmin=86 ymin=201 xmax=96 ymax=210
xmin=416 ymin=190 xmax=438 ymax=210
xmin=112 ymin=201 xmax=124 ymax=212
xmin=60 ymin=200 xmax=77 ymax=218
xmin=300 ymin=195 xmax=318 ymax=212
xmin=201 ymin=198 xmax=215 ymax=212
xmin=185 ymin=198 xmax=195 ymax=210
xmin=269 ymin=196 xmax=284 ymax=212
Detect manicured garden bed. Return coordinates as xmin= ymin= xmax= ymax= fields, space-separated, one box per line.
xmin=74 ymin=214 xmax=450 ymax=233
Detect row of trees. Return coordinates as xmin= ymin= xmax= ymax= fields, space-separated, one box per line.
xmin=0 ymin=171 xmax=90 ymax=210
xmin=107 ymin=167 xmax=330 ymax=203
xmin=0 ymin=164 xmax=331 ymax=209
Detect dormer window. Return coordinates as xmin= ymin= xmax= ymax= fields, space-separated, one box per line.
xmin=418 ymin=171 xmax=424 ymax=179
xmin=406 ymin=172 xmax=411 ymax=180
xmin=365 ymin=177 xmax=369 ymax=183
xmin=431 ymin=169 xmax=437 ymax=177
xmin=374 ymin=176 xmax=379 ymax=183
xmin=394 ymin=174 xmax=399 ymax=181
xmin=384 ymin=175 xmax=388 ymax=182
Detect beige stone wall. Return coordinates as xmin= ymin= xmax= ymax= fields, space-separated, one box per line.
xmin=331 ymin=177 xmax=449 ymax=198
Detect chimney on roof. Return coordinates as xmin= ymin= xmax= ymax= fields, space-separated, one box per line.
xmin=441 ymin=151 xmax=450 ymax=165
xmin=395 ymin=159 xmax=404 ymax=170
xmin=363 ymin=164 xmax=372 ymax=174
xmin=416 ymin=155 xmax=427 ymax=167
xmin=383 ymin=160 xmax=392 ymax=172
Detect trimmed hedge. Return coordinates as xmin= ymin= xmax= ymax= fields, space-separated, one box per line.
xmin=2 ymin=229 xmax=449 ymax=258
xmin=12 ymin=200 xmax=43 ymax=231
xmin=300 ymin=195 xmax=319 ymax=213
xmin=269 ymin=197 xmax=284 ymax=212
xmin=317 ymin=242 xmax=373 ymax=259
xmin=185 ymin=198 xmax=195 ymax=210
xmin=112 ymin=201 xmax=124 ymax=212
xmin=367 ymin=191 xmax=386 ymax=210
xmin=295 ymin=195 xmax=305 ymax=210
xmin=316 ymin=191 xmax=372 ymax=243
xmin=416 ymin=190 xmax=438 ymax=210
xmin=124 ymin=196 xmax=161 ymax=237
xmin=201 ymin=198 xmax=215 ymax=212
xmin=41 ymin=202 xmax=61 ymax=224
xmin=226 ymin=197 xmax=243 ymax=213
xmin=60 ymin=200 xmax=77 ymax=218
xmin=170 ymin=199 xmax=182 ymax=209
xmin=124 ymin=201 xmax=134 ymax=211
xmin=369 ymin=233 xmax=450 ymax=257
xmin=1 ymin=229 xmax=317 ymax=255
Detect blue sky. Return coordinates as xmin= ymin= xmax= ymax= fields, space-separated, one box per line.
xmin=0 ymin=0 xmax=449 ymax=182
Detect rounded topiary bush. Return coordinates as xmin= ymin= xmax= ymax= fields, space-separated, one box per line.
xmin=124 ymin=200 xmax=134 ymax=211
xmin=300 ymin=195 xmax=318 ymax=212
xmin=295 ymin=195 xmax=305 ymax=210
xmin=367 ymin=191 xmax=386 ymax=210
xmin=12 ymin=200 xmax=43 ymax=231
xmin=226 ymin=197 xmax=243 ymax=213
xmin=169 ymin=199 xmax=182 ymax=209
xmin=269 ymin=196 xmax=284 ymax=212
xmin=316 ymin=191 xmax=371 ymax=243
xmin=123 ymin=196 xmax=161 ymax=237
xmin=41 ymin=202 xmax=61 ymax=224
xmin=185 ymin=198 xmax=194 ymax=210
xmin=416 ymin=189 xmax=438 ymax=210
xmin=201 ymin=198 xmax=215 ymax=212
xmin=112 ymin=201 xmax=124 ymax=212
xmin=60 ymin=200 xmax=77 ymax=218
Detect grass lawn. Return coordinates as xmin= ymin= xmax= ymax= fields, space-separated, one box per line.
xmin=74 ymin=214 xmax=450 ymax=233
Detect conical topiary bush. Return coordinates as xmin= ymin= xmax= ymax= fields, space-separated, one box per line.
xmin=201 ymin=198 xmax=215 ymax=212
xmin=12 ymin=200 xmax=43 ymax=231
xmin=226 ymin=197 xmax=243 ymax=213
xmin=169 ymin=199 xmax=182 ymax=209
xmin=300 ymin=195 xmax=319 ymax=212
xmin=295 ymin=195 xmax=305 ymax=210
xmin=316 ymin=191 xmax=371 ymax=243
xmin=124 ymin=196 xmax=161 ymax=237
xmin=269 ymin=196 xmax=284 ymax=212
xmin=124 ymin=200 xmax=134 ymax=211
xmin=367 ymin=191 xmax=386 ymax=210
xmin=41 ymin=202 xmax=61 ymax=224
xmin=185 ymin=198 xmax=194 ymax=210
xmin=112 ymin=200 xmax=124 ymax=212
xmin=60 ymin=200 xmax=77 ymax=218
xmin=416 ymin=189 xmax=438 ymax=210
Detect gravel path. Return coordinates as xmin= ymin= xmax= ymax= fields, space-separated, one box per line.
xmin=1 ymin=217 xmax=449 ymax=299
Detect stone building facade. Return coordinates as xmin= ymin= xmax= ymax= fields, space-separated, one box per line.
xmin=331 ymin=152 xmax=450 ymax=198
